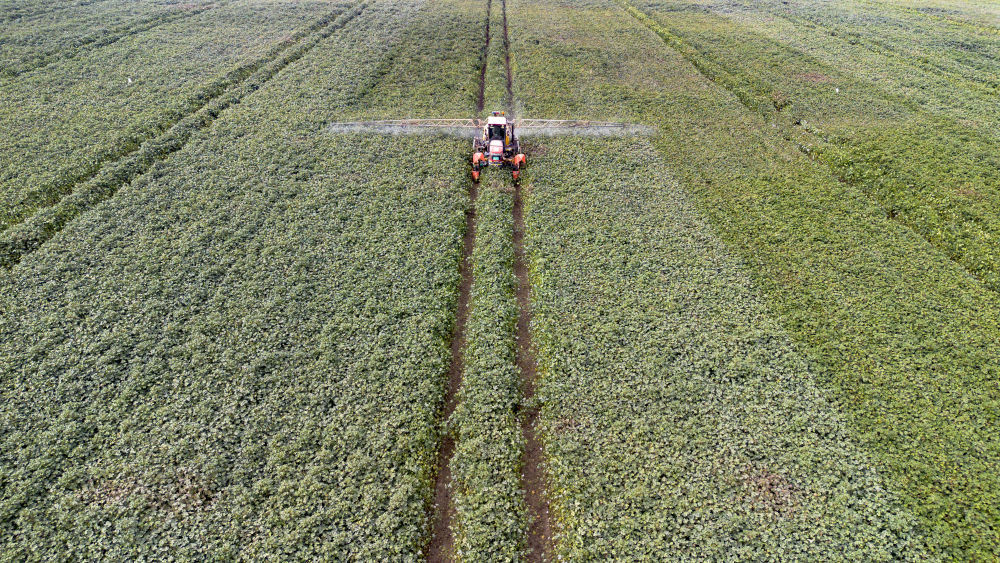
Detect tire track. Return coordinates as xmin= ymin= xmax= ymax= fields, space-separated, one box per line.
xmin=426 ymin=182 xmax=478 ymax=562
xmin=475 ymin=0 xmax=492 ymax=112
xmin=502 ymin=0 xmax=553 ymax=558
xmin=500 ymin=0 xmax=515 ymax=113
xmin=0 ymin=2 xmax=369 ymax=269
xmin=427 ymin=2 xmax=490 ymax=558
xmin=513 ymin=180 xmax=552 ymax=561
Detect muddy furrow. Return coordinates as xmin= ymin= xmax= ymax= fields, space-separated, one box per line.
xmin=503 ymin=0 xmax=551 ymax=556
xmin=513 ymin=180 xmax=552 ymax=561
xmin=500 ymin=0 xmax=514 ymax=114
xmin=427 ymin=179 xmax=478 ymax=562
xmin=475 ymin=0 xmax=493 ymax=113
xmin=426 ymin=1 xmax=492 ymax=557
xmin=0 ymin=2 xmax=369 ymax=269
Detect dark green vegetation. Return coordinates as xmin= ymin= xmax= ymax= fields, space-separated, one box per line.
xmin=2 ymin=0 xmax=999 ymax=558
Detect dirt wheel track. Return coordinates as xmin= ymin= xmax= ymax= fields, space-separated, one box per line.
xmin=427 ymin=179 xmax=478 ymax=562
xmin=514 ymin=179 xmax=552 ymax=562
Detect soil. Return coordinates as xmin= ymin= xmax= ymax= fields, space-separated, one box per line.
xmin=513 ymin=181 xmax=552 ymax=562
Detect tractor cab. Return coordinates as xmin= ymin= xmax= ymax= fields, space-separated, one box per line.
xmin=488 ymin=123 xmax=506 ymax=141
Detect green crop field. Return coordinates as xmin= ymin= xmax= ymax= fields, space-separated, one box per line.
xmin=1 ymin=0 xmax=998 ymax=559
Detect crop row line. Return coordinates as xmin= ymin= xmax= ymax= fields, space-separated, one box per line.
xmin=500 ymin=0 xmax=514 ymax=113
xmin=513 ymin=179 xmax=551 ymax=561
xmin=474 ymin=0 xmax=492 ymax=112
xmin=501 ymin=0 xmax=551 ymax=556
xmin=427 ymin=162 xmax=480 ymax=563
xmin=0 ymin=2 xmax=370 ymax=270
xmin=0 ymin=4 xmax=214 ymax=78
xmin=427 ymin=2 xmax=491 ymax=558
xmin=867 ymin=0 xmax=1000 ymax=38
xmin=615 ymin=0 xmax=999 ymax=296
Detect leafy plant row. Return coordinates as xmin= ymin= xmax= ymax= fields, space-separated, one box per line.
xmin=697 ymin=0 xmax=1000 ymax=141
xmin=480 ymin=0 xmax=512 ymax=115
xmin=0 ymin=0 xmax=105 ymax=24
xmin=448 ymin=172 xmax=527 ymax=560
xmin=511 ymin=0 xmax=1000 ymax=556
xmin=0 ymin=0 xmax=356 ymax=232
xmin=0 ymin=0 xmax=479 ymax=557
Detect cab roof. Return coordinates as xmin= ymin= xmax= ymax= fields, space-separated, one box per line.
xmin=486 ymin=116 xmax=508 ymax=125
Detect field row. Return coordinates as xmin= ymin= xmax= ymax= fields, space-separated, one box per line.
xmin=625 ymin=0 xmax=1000 ymax=293
xmin=2 ymin=0 xmax=1000 ymax=558
xmin=0 ymin=2 xmax=368 ymax=269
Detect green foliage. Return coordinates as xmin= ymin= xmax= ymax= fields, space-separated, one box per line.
xmin=0 ymin=0 xmax=482 ymax=557
xmin=0 ymin=0 xmax=354 ymax=232
xmin=628 ymin=0 xmax=1000 ymax=292
xmin=0 ymin=0 xmax=206 ymax=77
xmin=0 ymin=3 xmax=369 ymax=269
xmin=4 ymin=0 xmax=1000 ymax=558
xmin=512 ymin=0 xmax=1000 ymax=557
xmin=522 ymin=136 xmax=927 ymax=559
xmin=449 ymin=173 xmax=527 ymax=560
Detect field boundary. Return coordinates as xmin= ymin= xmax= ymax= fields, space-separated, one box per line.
xmin=0 ymin=2 xmax=369 ymax=269
xmin=1 ymin=4 xmax=213 ymax=78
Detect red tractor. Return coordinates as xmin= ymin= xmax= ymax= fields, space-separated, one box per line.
xmin=472 ymin=111 xmax=526 ymax=182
